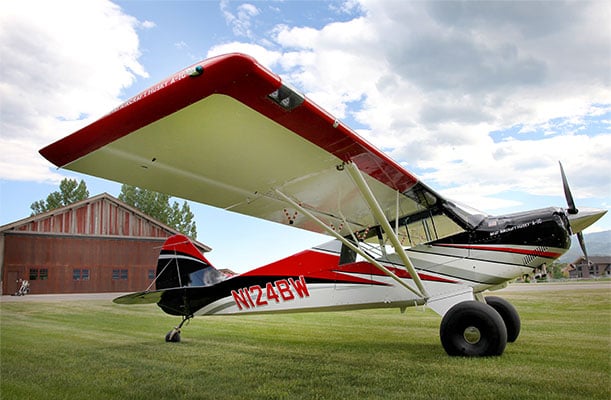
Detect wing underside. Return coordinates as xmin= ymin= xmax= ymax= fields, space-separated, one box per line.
xmin=40 ymin=53 xmax=466 ymax=245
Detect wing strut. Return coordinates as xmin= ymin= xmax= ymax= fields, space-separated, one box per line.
xmin=344 ymin=162 xmax=430 ymax=299
xmin=275 ymin=189 xmax=425 ymax=299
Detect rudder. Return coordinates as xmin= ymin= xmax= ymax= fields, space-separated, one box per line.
xmin=155 ymin=234 xmax=225 ymax=290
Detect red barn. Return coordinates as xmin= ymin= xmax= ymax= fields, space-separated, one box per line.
xmin=0 ymin=193 xmax=211 ymax=295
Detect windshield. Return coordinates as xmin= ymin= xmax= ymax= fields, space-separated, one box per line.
xmin=445 ymin=199 xmax=489 ymax=228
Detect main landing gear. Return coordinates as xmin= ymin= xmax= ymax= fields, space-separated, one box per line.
xmin=165 ymin=315 xmax=192 ymax=343
xmin=485 ymin=296 xmax=521 ymax=343
xmin=440 ymin=297 xmax=520 ymax=357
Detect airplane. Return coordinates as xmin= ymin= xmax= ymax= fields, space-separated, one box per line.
xmin=39 ymin=53 xmax=606 ymax=357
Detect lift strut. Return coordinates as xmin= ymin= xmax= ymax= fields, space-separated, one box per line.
xmin=275 ymin=161 xmax=429 ymax=300
xmin=344 ymin=162 xmax=429 ymax=299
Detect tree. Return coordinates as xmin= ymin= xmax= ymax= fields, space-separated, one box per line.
xmin=30 ymin=178 xmax=89 ymax=215
xmin=118 ymin=184 xmax=197 ymax=238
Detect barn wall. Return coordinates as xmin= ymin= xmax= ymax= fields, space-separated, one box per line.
xmin=2 ymin=233 xmax=164 ymax=295
xmin=13 ymin=197 xmax=171 ymax=238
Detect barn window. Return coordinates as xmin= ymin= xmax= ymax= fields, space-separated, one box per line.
xmin=112 ymin=269 xmax=128 ymax=280
xmin=74 ymin=269 xmax=90 ymax=281
xmin=148 ymin=270 xmax=155 ymax=279
xmin=29 ymin=268 xmax=48 ymax=280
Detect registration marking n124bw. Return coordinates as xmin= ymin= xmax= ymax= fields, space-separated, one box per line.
xmin=231 ymin=276 xmax=310 ymax=310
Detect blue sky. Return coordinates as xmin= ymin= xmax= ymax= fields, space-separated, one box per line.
xmin=1 ymin=0 xmax=610 ymax=271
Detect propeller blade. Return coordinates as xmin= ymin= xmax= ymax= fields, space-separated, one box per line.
xmin=559 ymin=161 xmax=578 ymax=214
xmin=577 ymin=232 xmax=589 ymax=266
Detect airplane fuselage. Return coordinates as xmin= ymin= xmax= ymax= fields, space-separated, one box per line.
xmin=154 ymin=207 xmax=571 ymax=317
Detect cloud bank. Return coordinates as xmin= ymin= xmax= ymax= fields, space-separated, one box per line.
xmin=2 ymin=0 xmax=609 ymax=216
xmin=0 ymin=0 xmax=150 ymax=182
xmin=209 ymin=0 xmax=611 ymax=211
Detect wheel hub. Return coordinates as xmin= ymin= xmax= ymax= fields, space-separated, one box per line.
xmin=463 ymin=326 xmax=481 ymax=344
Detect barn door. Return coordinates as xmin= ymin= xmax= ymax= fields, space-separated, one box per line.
xmin=7 ymin=271 xmax=20 ymax=295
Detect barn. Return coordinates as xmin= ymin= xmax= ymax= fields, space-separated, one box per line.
xmin=0 ymin=193 xmax=211 ymax=295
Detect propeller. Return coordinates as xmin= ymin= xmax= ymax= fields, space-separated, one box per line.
xmin=558 ymin=161 xmax=607 ymax=266
xmin=559 ymin=162 xmax=578 ymax=215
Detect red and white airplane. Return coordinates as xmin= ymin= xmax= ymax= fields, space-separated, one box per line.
xmin=40 ymin=53 xmax=606 ymax=356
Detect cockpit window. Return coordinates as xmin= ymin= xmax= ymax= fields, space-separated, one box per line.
xmin=188 ymin=266 xmax=225 ymax=287
xmin=445 ymin=200 xmax=488 ymax=228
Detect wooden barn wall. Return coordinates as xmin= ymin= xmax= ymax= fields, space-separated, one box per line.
xmin=2 ymin=233 xmax=165 ymax=295
xmin=14 ymin=198 xmax=170 ymax=238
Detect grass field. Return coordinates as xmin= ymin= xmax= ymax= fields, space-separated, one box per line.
xmin=1 ymin=283 xmax=609 ymax=399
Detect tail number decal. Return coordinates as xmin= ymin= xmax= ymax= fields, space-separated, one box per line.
xmin=232 ymin=276 xmax=310 ymax=311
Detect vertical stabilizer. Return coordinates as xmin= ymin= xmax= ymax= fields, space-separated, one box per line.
xmin=156 ymin=234 xmax=225 ymax=289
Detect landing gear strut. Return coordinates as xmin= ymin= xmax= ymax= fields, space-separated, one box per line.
xmin=165 ymin=315 xmax=192 ymax=343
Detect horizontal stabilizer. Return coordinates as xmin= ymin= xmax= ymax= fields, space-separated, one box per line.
xmin=113 ymin=290 xmax=165 ymax=304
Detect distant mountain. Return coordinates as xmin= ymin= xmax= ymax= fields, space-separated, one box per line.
xmin=558 ymin=230 xmax=611 ymax=263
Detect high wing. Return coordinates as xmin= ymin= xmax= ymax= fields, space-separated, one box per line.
xmin=40 ymin=53 xmax=470 ymax=246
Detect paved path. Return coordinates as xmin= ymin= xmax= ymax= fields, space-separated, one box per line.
xmin=1 ymin=281 xmax=608 ymax=303
xmin=502 ymin=281 xmax=610 ymax=292
xmin=1 ymin=292 xmax=128 ymax=302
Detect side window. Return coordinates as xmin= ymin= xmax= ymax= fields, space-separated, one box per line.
xmin=339 ymin=243 xmax=357 ymax=266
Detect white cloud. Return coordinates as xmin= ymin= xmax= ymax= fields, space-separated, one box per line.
xmin=220 ymin=0 xmax=260 ymax=39
xmin=259 ymin=0 xmax=610 ymax=210
xmin=0 ymin=0 xmax=148 ymax=182
xmin=140 ymin=20 xmax=156 ymax=29
xmin=206 ymin=42 xmax=282 ymax=70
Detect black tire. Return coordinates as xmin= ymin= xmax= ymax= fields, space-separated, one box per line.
xmin=485 ymin=296 xmax=521 ymax=343
xmin=165 ymin=329 xmax=181 ymax=343
xmin=440 ymin=301 xmax=507 ymax=357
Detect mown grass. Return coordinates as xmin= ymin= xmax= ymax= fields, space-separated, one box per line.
xmin=1 ymin=284 xmax=609 ymax=399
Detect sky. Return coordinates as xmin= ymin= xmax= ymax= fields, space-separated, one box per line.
xmin=1 ymin=0 xmax=610 ymax=272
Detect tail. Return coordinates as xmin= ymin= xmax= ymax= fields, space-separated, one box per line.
xmin=155 ymin=234 xmax=225 ymax=290
xmin=113 ymin=234 xmax=225 ymax=306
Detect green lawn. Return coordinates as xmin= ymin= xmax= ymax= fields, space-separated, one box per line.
xmin=1 ymin=284 xmax=609 ymax=399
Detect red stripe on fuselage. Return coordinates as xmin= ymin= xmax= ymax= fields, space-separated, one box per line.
xmin=334 ymin=261 xmax=456 ymax=283
xmin=435 ymin=243 xmax=562 ymax=259
xmin=241 ymin=249 xmax=456 ymax=284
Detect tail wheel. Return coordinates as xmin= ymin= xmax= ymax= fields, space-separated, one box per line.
xmin=165 ymin=315 xmax=191 ymax=343
xmin=485 ymin=296 xmax=521 ymax=343
xmin=165 ymin=328 xmax=181 ymax=342
xmin=440 ymin=301 xmax=507 ymax=357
